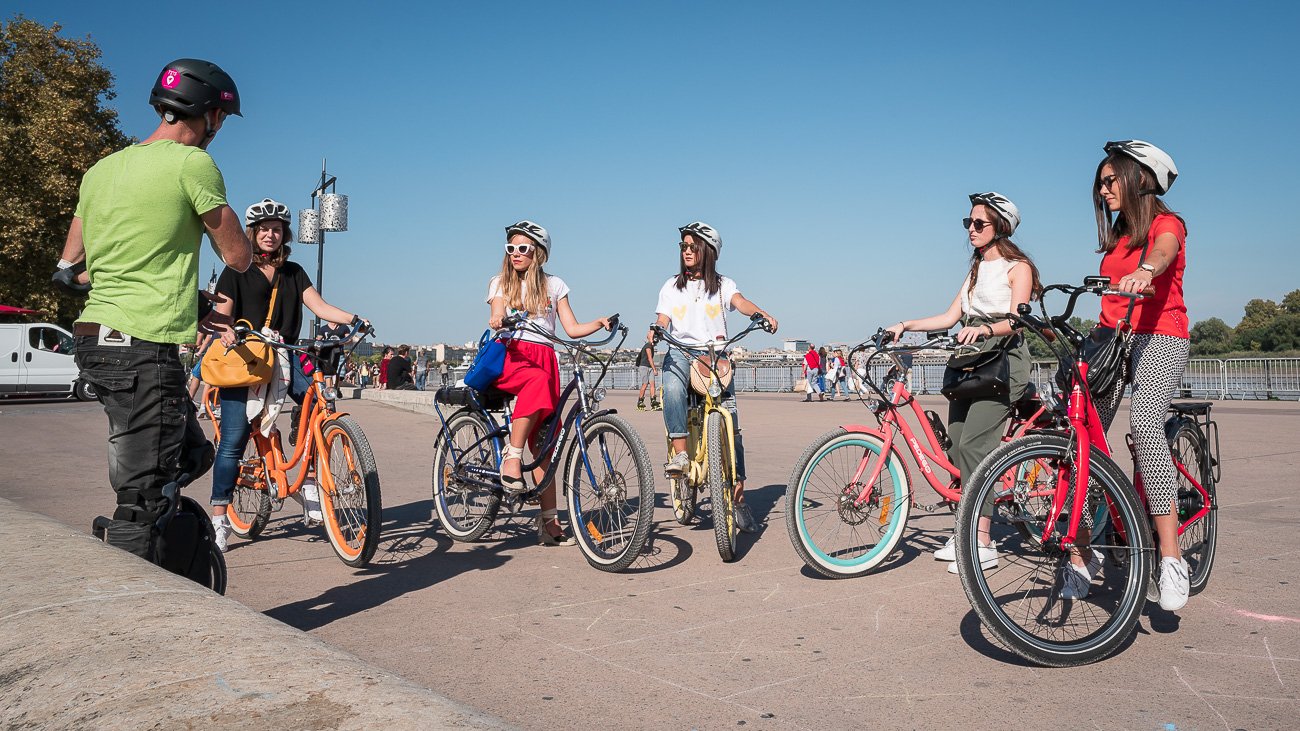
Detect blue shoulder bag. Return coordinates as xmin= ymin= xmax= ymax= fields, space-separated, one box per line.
xmin=464 ymin=329 xmax=507 ymax=390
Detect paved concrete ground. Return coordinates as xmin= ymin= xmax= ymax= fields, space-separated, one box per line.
xmin=2 ymin=391 xmax=1298 ymax=730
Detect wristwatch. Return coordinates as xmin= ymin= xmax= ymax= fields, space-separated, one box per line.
xmin=1138 ymin=263 xmax=1156 ymax=274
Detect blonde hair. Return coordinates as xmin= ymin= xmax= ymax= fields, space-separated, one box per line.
xmin=496 ymin=245 xmax=551 ymax=316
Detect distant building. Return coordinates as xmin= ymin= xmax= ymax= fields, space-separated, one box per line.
xmin=783 ymin=339 xmax=811 ymax=352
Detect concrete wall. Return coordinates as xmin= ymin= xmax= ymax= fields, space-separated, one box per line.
xmin=0 ymin=497 xmax=512 ymax=731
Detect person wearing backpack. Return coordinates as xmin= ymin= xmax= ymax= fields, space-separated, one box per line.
xmin=487 ymin=221 xmax=612 ymax=545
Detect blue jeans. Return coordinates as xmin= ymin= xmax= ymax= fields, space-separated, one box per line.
xmin=210 ymin=358 xmax=309 ymax=505
xmin=661 ymin=350 xmax=746 ymax=482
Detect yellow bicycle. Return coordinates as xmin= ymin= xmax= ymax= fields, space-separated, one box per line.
xmin=653 ymin=314 xmax=771 ymax=561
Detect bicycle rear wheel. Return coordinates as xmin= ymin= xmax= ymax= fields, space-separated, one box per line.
xmin=317 ymin=415 xmax=382 ymax=567
xmin=565 ymin=414 xmax=655 ymax=572
xmin=784 ymin=428 xmax=910 ymax=578
xmin=227 ymin=437 xmax=272 ymax=539
xmin=955 ymin=433 xmax=1152 ymax=667
xmin=706 ymin=410 xmax=736 ymax=562
xmin=1170 ymin=420 xmax=1217 ymax=594
xmin=432 ymin=409 xmax=501 ymax=541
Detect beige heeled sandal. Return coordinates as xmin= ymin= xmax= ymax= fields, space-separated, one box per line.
xmin=500 ymin=444 xmax=528 ymax=494
xmin=537 ymin=508 xmax=576 ymax=547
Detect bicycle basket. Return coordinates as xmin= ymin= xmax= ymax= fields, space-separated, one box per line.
xmin=689 ymin=356 xmax=733 ymax=396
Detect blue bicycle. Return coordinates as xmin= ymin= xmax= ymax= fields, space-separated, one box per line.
xmin=430 ymin=315 xmax=656 ymax=572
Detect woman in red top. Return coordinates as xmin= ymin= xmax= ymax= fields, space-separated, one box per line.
xmin=1068 ymin=140 xmax=1192 ymax=611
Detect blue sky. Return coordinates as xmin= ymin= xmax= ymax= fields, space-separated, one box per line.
xmin=14 ymin=1 xmax=1300 ymax=346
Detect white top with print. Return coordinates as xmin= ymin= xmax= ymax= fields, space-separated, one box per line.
xmin=655 ymin=275 xmax=740 ymax=347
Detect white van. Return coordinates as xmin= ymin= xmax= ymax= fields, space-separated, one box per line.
xmin=0 ymin=322 xmax=95 ymax=400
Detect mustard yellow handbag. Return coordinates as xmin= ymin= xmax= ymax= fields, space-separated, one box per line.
xmin=201 ymin=274 xmax=279 ymax=388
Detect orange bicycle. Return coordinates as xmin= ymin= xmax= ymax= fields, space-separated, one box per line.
xmin=204 ymin=321 xmax=382 ymax=567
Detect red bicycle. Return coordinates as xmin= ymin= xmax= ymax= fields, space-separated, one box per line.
xmin=954 ymin=277 xmax=1220 ymax=666
xmin=784 ymin=331 xmax=1053 ymax=578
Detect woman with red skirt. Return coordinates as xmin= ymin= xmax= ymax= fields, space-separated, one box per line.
xmin=488 ymin=220 xmax=612 ymax=545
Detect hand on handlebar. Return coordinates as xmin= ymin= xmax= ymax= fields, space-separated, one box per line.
xmin=751 ymin=311 xmax=778 ymax=333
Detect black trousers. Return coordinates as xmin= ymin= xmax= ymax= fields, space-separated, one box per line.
xmin=75 ymin=334 xmax=211 ymax=547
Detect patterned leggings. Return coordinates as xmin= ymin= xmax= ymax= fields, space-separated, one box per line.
xmin=1094 ymin=333 xmax=1190 ymax=516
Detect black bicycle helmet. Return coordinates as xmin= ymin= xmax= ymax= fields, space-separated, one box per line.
xmin=150 ymin=58 xmax=242 ymax=118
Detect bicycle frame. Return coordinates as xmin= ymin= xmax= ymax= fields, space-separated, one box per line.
xmin=244 ymin=368 xmax=348 ymax=501
xmin=841 ymin=337 xmax=1052 ymax=511
xmin=1010 ymin=281 xmax=1215 ymax=551
xmin=432 ymin=319 xmax=628 ymax=500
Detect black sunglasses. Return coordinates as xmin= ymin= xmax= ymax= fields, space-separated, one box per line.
xmin=679 ymin=241 xmax=700 ymax=253
xmin=962 ymin=218 xmax=994 ymax=233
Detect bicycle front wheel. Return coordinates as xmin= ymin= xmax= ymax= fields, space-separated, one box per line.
xmin=1171 ymin=420 xmax=1217 ymax=594
xmin=227 ymin=436 xmax=271 ymax=539
xmin=432 ymin=409 xmax=501 ymax=542
xmin=955 ymin=433 xmax=1152 ymax=667
xmin=706 ymin=410 xmax=737 ymax=562
xmin=784 ymin=428 xmax=910 ymax=578
xmin=317 ymin=415 xmax=382 ymax=567
xmin=565 ymin=414 xmax=655 ymax=573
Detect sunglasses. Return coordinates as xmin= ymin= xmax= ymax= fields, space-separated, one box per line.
xmin=962 ymin=218 xmax=994 ymax=233
xmin=679 ymin=241 xmax=700 ymax=253
xmin=505 ymin=243 xmax=535 ymax=255
xmin=1099 ymin=174 xmax=1119 ymax=191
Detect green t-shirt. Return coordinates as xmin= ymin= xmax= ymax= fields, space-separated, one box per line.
xmin=75 ymin=140 xmax=227 ymax=344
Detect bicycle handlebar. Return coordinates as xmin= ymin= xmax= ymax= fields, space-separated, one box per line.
xmin=650 ymin=312 xmax=771 ymax=354
xmin=230 ymin=318 xmax=373 ymax=354
xmin=496 ymin=313 xmax=625 ymax=350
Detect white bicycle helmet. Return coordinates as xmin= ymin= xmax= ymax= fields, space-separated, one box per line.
xmin=678 ymin=221 xmax=722 ymax=258
xmin=1104 ymin=139 xmax=1178 ymax=194
xmin=505 ymin=220 xmax=551 ymax=253
xmin=245 ymin=198 xmax=291 ymax=226
xmin=968 ymin=192 xmax=1021 ymax=234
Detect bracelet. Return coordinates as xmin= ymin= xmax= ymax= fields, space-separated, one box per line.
xmin=985 ymin=324 xmax=994 ymax=337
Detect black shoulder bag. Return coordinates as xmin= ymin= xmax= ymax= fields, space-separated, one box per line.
xmin=941 ymin=326 xmax=1018 ymax=401
xmin=1055 ymin=238 xmax=1150 ymax=398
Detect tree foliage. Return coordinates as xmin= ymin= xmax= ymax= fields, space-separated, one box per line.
xmin=0 ymin=16 xmax=130 ymax=325
xmin=1189 ymin=317 xmax=1233 ymax=355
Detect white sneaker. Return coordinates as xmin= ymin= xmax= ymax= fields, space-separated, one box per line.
xmin=212 ymin=515 xmax=231 ymax=553
xmin=947 ymin=542 xmax=997 ymax=573
xmin=1060 ymin=553 xmax=1103 ymax=600
xmin=301 ymin=479 xmax=324 ymax=524
xmin=1158 ymin=557 xmax=1190 ymax=611
xmin=933 ymin=536 xmax=956 ymax=561
xmin=664 ymin=451 xmax=689 ymax=478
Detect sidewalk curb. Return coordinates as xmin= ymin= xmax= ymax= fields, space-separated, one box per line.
xmin=0 ymin=497 xmax=513 ymax=731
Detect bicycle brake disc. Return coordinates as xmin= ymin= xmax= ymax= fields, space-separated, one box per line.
xmin=836 ymin=485 xmax=874 ymax=525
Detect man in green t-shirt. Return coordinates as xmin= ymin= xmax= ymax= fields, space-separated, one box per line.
xmin=56 ymin=58 xmax=253 ymax=558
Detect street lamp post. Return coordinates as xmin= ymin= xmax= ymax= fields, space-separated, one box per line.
xmin=297 ymin=159 xmax=348 ymax=337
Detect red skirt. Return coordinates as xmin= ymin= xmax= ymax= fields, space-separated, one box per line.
xmin=495 ymin=339 xmax=560 ymax=437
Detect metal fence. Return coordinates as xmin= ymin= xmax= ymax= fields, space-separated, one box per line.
xmin=422 ymin=358 xmax=1300 ymax=401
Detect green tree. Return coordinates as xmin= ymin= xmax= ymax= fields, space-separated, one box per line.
xmin=0 ymin=16 xmax=130 ymax=325
xmin=1282 ymin=289 xmax=1300 ymax=315
xmin=1190 ymin=317 xmax=1233 ymax=356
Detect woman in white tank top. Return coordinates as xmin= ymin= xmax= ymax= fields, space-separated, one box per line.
xmin=885 ymin=193 xmax=1042 ymax=574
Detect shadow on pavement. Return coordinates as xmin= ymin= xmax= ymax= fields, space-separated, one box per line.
xmin=264 ymin=499 xmax=512 ymax=631
xmin=624 ymin=528 xmax=693 ymax=573
xmin=957 ymin=609 xmax=1040 ymax=667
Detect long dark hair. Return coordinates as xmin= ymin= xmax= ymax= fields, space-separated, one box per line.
xmin=673 ymin=240 xmax=722 ymax=296
xmin=966 ymin=204 xmax=1043 ymax=300
xmin=1093 ymin=153 xmax=1186 ymax=253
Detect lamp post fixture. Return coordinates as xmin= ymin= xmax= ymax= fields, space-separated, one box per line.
xmin=298 ymin=159 xmax=348 ymax=336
